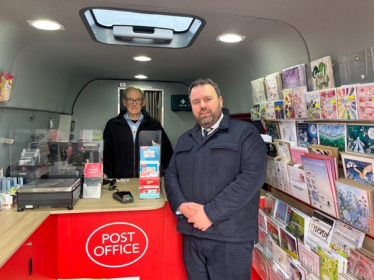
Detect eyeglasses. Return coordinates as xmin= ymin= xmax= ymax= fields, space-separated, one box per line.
xmin=125 ymin=98 xmax=144 ymax=104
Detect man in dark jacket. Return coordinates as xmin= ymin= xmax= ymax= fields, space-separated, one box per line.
xmin=165 ymin=78 xmax=267 ymax=280
xmin=103 ymin=86 xmax=173 ymax=178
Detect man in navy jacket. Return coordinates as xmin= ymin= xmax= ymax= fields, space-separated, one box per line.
xmin=165 ymin=78 xmax=267 ymax=280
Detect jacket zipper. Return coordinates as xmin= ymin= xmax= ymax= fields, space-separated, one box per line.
xmin=133 ymin=139 xmax=136 ymax=178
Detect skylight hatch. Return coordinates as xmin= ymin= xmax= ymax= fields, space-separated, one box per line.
xmin=81 ymin=8 xmax=205 ymax=48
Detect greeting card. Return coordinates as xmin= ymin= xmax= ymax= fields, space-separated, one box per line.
xmin=347 ymin=124 xmax=374 ymax=156
xmin=305 ymin=90 xmax=321 ymax=119
xmin=318 ymin=123 xmax=346 ymax=152
xmin=287 ymin=163 xmax=310 ymax=204
xmin=292 ymin=86 xmax=308 ymax=118
xmin=320 ymin=88 xmax=338 ymax=119
xmin=251 ymin=77 xmax=267 ymax=104
xmin=279 ymin=120 xmax=297 ymax=142
xmin=281 ymin=63 xmax=307 ymax=89
xmin=283 ymin=88 xmax=295 ymax=118
xmin=335 ymin=178 xmax=374 ymax=236
xmin=266 ymin=122 xmax=280 ymax=140
xmin=265 ymin=72 xmax=283 ymax=101
xmin=337 ymin=85 xmax=358 ymax=120
xmin=310 ymin=56 xmax=335 ymax=90
xmin=266 ymin=101 xmax=276 ymax=119
xmin=0 ymin=71 xmax=15 ymax=102
xmin=340 ymin=152 xmax=374 ymax=185
xmin=274 ymin=100 xmax=285 ymax=119
xmin=356 ymin=83 xmax=374 ymax=120
xmin=298 ymin=239 xmax=321 ymax=277
xmin=296 ymin=122 xmax=318 ymax=148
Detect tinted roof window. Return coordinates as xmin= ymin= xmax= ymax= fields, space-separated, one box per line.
xmin=92 ymin=9 xmax=193 ymax=32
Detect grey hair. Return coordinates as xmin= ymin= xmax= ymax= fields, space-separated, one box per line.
xmin=188 ymin=78 xmax=221 ymax=98
xmin=123 ymin=86 xmax=144 ymax=99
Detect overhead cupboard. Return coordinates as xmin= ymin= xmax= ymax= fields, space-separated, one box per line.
xmin=250 ymin=49 xmax=374 ymax=280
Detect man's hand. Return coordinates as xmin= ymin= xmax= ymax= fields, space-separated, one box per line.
xmin=178 ymin=203 xmax=196 ymax=219
xmin=103 ymin=173 xmax=108 ymax=179
xmin=186 ymin=203 xmax=212 ymax=231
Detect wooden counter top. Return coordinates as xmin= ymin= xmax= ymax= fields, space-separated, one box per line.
xmin=48 ymin=178 xmax=165 ymax=214
xmin=0 ymin=211 xmax=49 ymax=267
xmin=0 ymin=178 xmax=166 ymax=268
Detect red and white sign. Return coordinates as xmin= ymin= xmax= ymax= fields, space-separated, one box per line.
xmin=84 ymin=163 xmax=103 ymax=178
xmin=86 ymin=222 xmax=148 ymax=268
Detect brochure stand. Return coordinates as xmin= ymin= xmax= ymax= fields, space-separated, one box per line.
xmin=138 ymin=131 xmax=161 ymax=199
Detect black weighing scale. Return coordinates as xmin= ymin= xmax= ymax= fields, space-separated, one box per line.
xmin=17 ymin=178 xmax=81 ymax=212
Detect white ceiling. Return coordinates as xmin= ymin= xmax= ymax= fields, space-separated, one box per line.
xmin=0 ymin=0 xmax=373 ymax=113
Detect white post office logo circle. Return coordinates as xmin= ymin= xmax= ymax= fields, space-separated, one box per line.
xmin=86 ymin=222 xmax=149 ymax=268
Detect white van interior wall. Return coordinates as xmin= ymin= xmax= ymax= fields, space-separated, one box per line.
xmin=72 ymin=80 xmax=191 ymax=149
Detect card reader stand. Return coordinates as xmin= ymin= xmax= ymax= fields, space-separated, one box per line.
xmin=112 ymin=191 xmax=134 ymax=204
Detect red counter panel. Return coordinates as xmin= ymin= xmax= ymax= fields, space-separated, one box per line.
xmin=58 ymin=209 xmax=164 ymax=279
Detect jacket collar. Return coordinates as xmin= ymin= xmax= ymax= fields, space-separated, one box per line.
xmin=114 ymin=109 xmax=151 ymax=125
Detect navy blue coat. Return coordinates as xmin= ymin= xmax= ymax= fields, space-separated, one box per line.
xmin=165 ymin=108 xmax=267 ymax=242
